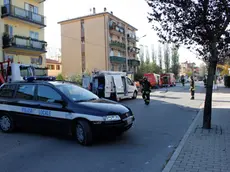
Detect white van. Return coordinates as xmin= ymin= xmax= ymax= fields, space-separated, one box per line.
xmin=85 ymin=71 xmax=138 ymax=101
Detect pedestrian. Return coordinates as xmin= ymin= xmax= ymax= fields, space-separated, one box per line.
xmin=190 ymin=76 xmax=195 ymax=100
xmin=97 ymin=83 xmax=104 ymax=98
xmin=141 ymin=76 xmax=151 ymax=105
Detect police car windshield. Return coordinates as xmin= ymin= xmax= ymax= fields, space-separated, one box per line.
xmin=55 ymin=83 xmax=99 ymax=102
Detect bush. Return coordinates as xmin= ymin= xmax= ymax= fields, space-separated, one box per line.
xmin=224 ymin=75 xmax=230 ymax=88
xmin=68 ymin=74 xmax=82 ymax=86
xmin=56 ymin=73 xmax=65 ymax=81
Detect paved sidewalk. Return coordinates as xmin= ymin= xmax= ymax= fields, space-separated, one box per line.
xmin=163 ymin=86 xmax=230 ymax=172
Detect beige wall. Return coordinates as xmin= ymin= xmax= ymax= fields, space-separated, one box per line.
xmin=0 ymin=0 xmax=46 ymax=66
xmin=60 ymin=21 xmax=82 ymax=77
xmin=84 ymin=16 xmax=107 ymax=72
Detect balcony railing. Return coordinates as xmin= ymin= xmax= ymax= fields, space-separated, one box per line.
xmin=110 ymin=56 xmax=126 ymax=64
xmin=128 ymin=59 xmax=140 ymax=66
xmin=128 ymin=47 xmax=140 ymax=54
xmin=110 ymin=40 xmax=126 ymax=50
xmin=34 ymin=0 xmax=46 ymax=3
xmin=3 ymin=34 xmax=47 ymax=52
xmin=1 ymin=4 xmax=46 ymax=27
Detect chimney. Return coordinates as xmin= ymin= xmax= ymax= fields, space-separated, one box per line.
xmin=111 ymin=11 xmax=113 ymax=15
xmin=104 ymin=7 xmax=107 ymax=12
xmin=93 ymin=7 xmax=96 ymax=14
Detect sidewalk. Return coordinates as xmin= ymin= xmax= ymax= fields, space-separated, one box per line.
xmin=162 ymin=86 xmax=230 ymax=172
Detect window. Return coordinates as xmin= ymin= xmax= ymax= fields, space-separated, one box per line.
xmin=56 ymin=83 xmax=98 ymax=102
xmin=0 ymin=84 xmax=16 ymax=98
xmin=37 ymin=85 xmax=62 ymax=103
xmin=25 ymin=3 xmax=38 ymax=14
xmin=16 ymin=85 xmax=35 ymax=100
xmin=4 ymin=24 xmax=13 ymax=38
xmin=127 ymin=78 xmax=133 ymax=85
xmin=47 ymin=65 xmax=55 ymax=70
xmin=56 ymin=65 xmax=60 ymax=70
xmin=30 ymin=31 xmax=39 ymax=39
xmin=118 ymin=51 xmax=121 ymax=57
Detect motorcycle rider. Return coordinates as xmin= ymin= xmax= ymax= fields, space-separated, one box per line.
xmin=141 ymin=76 xmax=151 ymax=105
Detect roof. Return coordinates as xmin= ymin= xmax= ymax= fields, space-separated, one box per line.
xmin=46 ymin=59 xmax=61 ymax=64
xmin=58 ymin=12 xmax=137 ymax=31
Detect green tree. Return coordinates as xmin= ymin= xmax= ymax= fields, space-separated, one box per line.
xmin=158 ymin=44 xmax=163 ymax=73
xmin=147 ymin=0 xmax=230 ymax=129
xmin=171 ymin=45 xmax=180 ymax=78
xmin=164 ymin=44 xmax=170 ymax=73
xmin=151 ymin=44 xmax=156 ymax=63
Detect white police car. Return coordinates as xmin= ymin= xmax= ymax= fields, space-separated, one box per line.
xmin=0 ymin=77 xmax=135 ymax=146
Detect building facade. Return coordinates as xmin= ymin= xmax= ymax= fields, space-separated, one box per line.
xmin=46 ymin=58 xmax=62 ymax=77
xmin=58 ymin=8 xmax=140 ymax=77
xmin=0 ymin=0 xmax=47 ymax=67
xmin=180 ymin=61 xmax=199 ymax=78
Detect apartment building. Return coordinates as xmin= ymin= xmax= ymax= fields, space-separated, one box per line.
xmin=0 ymin=0 xmax=47 ymax=67
xmin=180 ymin=61 xmax=199 ymax=77
xmin=58 ymin=8 xmax=140 ymax=77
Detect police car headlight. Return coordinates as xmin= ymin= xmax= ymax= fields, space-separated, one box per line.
xmin=104 ymin=115 xmax=121 ymax=121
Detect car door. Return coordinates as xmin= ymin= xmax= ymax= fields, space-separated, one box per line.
xmin=104 ymin=75 xmax=113 ymax=98
xmin=13 ymin=84 xmax=39 ymax=128
xmin=126 ymin=77 xmax=135 ymax=97
xmin=113 ymin=75 xmax=125 ymax=98
xmin=35 ymin=84 xmax=71 ymax=133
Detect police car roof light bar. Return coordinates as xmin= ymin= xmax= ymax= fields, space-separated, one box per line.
xmin=23 ymin=76 xmax=56 ymax=82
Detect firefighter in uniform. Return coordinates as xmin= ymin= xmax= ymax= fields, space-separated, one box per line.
xmin=141 ymin=77 xmax=151 ymax=105
xmin=190 ymin=76 xmax=195 ymax=100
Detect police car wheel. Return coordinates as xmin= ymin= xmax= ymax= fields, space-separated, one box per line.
xmin=75 ymin=120 xmax=93 ymax=146
xmin=0 ymin=115 xmax=14 ymax=133
xmin=132 ymin=91 xmax=137 ymax=99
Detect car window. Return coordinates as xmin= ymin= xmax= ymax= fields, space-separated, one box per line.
xmin=56 ymin=83 xmax=98 ymax=102
xmin=0 ymin=84 xmax=16 ymax=98
xmin=127 ymin=78 xmax=133 ymax=85
xmin=16 ymin=84 xmax=35 ymax=100
xmin=37 ymin=85 xmax=62 ymax=103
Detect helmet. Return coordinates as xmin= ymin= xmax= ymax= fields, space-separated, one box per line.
xmin=143 ymin=76 xmax=147 ymax=80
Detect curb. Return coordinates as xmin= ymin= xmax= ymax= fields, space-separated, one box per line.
xmin=162 ymin=102 xmax=204 ymax=172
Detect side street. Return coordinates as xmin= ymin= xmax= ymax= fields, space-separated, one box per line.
xmin=163 ymin=85 xmax=230 ymax=172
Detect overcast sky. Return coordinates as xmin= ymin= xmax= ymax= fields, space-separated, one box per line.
xmin=44 ymin=0 xmax=203 ymax=66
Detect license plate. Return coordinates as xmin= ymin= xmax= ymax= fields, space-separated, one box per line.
xmin=127 ymin=117 xmax=133 ymax=125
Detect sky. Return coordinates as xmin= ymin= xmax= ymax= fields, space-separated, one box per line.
xmin=44 ymin=0 xmax=203 ymax=66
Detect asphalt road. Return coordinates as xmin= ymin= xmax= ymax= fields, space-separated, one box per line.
xmin=0 ymin=82 xmax=205 ymax=172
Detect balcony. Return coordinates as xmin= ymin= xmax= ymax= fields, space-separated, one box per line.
xmin=34 ymin=0 xmax=46 ymax=3
xmin=1 ymin=4 xmax=46 ymax=28
xmin=127 ymin=34 xmax=137 ymax=43
xmin=128 ymin=47 xmax=140 ymax=54
xmin=128 ymin=59 xmax=140 ymax=66
xmin=110 ymin=40 xmax=126 ymax=51
xmin=109 ymin=24 xmax=125 ymax=36
xmin=2 ymin=33 xmax=47 ymax=56
xmin=110 ymin=56 xmax=126 ymax=64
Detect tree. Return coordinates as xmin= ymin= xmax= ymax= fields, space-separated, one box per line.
xmin=164 ymin=44 xmax=170 ymax=73
xmin=147 ymin=0 xmax=230 ymax=129
xmin=199 ymin=63 xmax=207 ymax=77
xmin=171 ymin=45 xmax=180 ymax=78
xmin=158 ymin=44 xmax=163 ymax=73
xmin=151 ymin=44 xmax=156 ymax=63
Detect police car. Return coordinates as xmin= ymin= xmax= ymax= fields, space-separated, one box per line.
xmin=0 ymin=76 xmax=135 ymax=146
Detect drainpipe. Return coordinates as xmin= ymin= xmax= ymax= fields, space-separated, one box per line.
xmin=103 ymin=14 xmax=109 ymax=70
xmin=125 ymin=26 xmax=128 ymax=73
